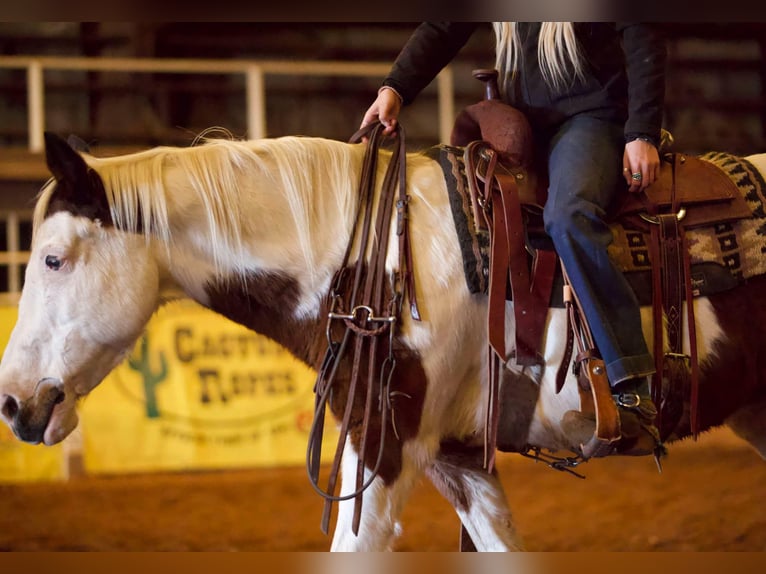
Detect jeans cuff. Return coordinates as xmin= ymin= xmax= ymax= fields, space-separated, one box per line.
xmin=605 ymin=353 xmax=655 ymax=387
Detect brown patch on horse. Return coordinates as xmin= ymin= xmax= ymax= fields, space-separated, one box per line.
xmin=205 ymin=271 xmax=327 ymax=368
xmin=426 ymin=440 xmax=489 ymax=512
xmin=45 ymin=170 xmax=114 ymax=226
xmin=205 ymin=269 xmax=426 ymax=484
xmin=669 ymin=274 xmax=766 ymax=440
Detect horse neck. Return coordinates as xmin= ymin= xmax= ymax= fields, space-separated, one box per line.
xmin=156 ymin=139 xmax=357 ymax=279
xmin=156 ymin=138 xmax=368 ymax=367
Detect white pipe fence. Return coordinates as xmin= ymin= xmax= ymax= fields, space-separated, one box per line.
xmin=0 ymin=55 xmax=456 ymax=151
xmin=0 ymin=55 xmax=458 ymax=304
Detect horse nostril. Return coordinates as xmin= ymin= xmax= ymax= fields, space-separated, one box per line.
xmin=53 ymin=390 xmax=65 ymax=405
xmin=1 ymin=394 xmax=19 ymax=421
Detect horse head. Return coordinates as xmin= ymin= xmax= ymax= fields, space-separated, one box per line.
xmin=0 ymin=133 xmax=162 ymax=445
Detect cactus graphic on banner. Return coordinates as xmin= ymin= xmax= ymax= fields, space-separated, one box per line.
xmin=128 ymin=334 xmax=168 ymax=418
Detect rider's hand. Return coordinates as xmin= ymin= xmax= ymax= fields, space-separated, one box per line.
xmin=361 ymin=87 xmax=402 ymax=136
xmin=623 ymin=139 xmax=660 ymax=193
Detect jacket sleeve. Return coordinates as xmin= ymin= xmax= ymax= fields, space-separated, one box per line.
xmin=617 ymin=23 xmax=667 ymax=145
xmin=382 ymin=22 xmax=478 ymax=105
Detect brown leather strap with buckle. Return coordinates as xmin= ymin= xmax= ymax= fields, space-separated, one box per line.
xmin=645 ymin=159 xmax=701 ymax=439
xmin=473 ymin=147 xmax=555 ymax=471
xmin=481 ymin=147 xmax=556 ymax=367
xmin=653 ymin=214 xmax=685 ymax=435
xmin=307 ymin=121 xmax=419 ymax=535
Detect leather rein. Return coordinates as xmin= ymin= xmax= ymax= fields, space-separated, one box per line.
xmin=306 ymin=121 xmax=420 ymax=536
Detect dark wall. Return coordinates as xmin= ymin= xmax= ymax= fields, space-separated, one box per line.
xmin=0 ymin=23 xmax=764 ymax=154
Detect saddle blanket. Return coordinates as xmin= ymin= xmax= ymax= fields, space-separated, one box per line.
xmin=426 ymin=145 xmax=766 ymax=304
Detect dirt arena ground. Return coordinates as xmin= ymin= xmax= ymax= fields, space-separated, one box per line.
xmin=0 ymin=427 xmax=764 ymax=551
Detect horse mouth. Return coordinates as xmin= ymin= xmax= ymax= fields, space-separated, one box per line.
xmin=12 ymin=378 xmax=68 ymax=445
xmin=41 ymin=391 xmax=69 ymax=446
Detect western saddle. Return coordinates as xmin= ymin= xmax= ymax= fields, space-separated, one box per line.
xmin=453 ymin=69 xmax=753 ymax=461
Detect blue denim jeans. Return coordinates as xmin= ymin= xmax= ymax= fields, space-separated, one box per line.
xmin=542 ymin=115 xmax=655 ymax=386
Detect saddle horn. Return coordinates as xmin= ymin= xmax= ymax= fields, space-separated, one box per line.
xmin=472 ymin=68 xmax=501 ymax=101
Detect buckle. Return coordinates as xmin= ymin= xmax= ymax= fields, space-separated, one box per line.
xmin=613 ymin=392 xmax=641 ymax=409
xmin=639 ymin=208 xmax=686 ymax=225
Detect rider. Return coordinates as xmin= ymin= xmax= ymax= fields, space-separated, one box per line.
xmin=360 ymin=22 xmax=667 ymax=455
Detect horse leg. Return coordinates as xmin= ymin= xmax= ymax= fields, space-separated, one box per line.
xmin=425 ymin=440 xmax=524 ymax=551
xmin=330 ymin=440 xmax=424 ymax=551
xmin=726 ymin=399 xmax=766 ymax=459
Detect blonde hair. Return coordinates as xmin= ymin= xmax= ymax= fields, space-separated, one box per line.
xmin=493 ymin=22 xmax=584 ymax=93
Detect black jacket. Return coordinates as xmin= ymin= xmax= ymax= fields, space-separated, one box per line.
xmin=382 ymin=22 xmax=667 ymax=145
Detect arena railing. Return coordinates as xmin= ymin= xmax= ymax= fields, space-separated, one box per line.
xmin=0 ymin=55 xmax=457 ymax=305
xmin=0 ymin=55 xmax=456 ymax=152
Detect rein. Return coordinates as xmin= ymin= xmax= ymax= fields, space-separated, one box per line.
xmin=306 ymin=121 xmax=419 ymax=536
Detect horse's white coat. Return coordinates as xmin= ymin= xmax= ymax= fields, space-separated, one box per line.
xmin=451 ymin=470 xmax=522 ymax=551
xmin=0 ymin=137 xmax=762 ymax=551
xmin=745 ymin=153 xmax=766 ymax=176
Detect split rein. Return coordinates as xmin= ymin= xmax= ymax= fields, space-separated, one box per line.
xmin=305 ymin=122 xmax=420 ymax=536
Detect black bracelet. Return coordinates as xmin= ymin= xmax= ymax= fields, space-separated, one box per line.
xmin=627 ymin=135 xmax=657 ymax=147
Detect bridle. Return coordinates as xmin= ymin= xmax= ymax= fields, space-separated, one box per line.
xmin=306 ymin=121 xmax=420 ymax=535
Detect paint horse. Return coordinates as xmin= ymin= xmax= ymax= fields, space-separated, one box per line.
xmin=0 ymin=131 xmax=765 ymax=551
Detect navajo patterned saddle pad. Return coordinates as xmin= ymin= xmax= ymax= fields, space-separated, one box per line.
xmin=426 ymin=146 xmax=766 ymax=306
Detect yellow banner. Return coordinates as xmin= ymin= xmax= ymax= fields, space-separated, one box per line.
xmin=80 ymin=299 xmax=338 ymax=474
xmin=0 ymin=307 xmax=65 ymax=482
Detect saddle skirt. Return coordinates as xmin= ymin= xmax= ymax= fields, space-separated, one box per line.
xmin=427 ymin=144 xmax=766 ymax=306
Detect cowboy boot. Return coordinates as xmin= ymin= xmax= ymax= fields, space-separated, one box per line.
xmin=561 ymin=377 xmax=665 ymax=457
xmin=611 ymin=377 xmax=664 ymax=457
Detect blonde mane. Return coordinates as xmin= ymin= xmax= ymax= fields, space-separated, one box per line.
xmin=34 ymin=136 xmax=365 ymax=279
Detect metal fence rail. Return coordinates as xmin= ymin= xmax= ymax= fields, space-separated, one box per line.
xmin=0 ymin=55 xmax=456 ymax=152
xmin=0 ymin=55 xmax=457 ymax=303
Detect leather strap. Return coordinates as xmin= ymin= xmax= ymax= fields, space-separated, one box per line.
xmin=645 ymin=153 xmax=701 ymax=440
xmin=555 ymin=285 xmax=577 ymax=394
xmin=649 ymin=214 xmax=699 ymax=440
xmin=494 ymin=172 xmax=533 ymax=364
xmin=484 ymin=353 xmax=502 ymax=470
xmin=471 ymin=144 xmax=559 ymax=467
xmin=579 ymin=357 xmax=621 ymax=458
xmin=559 ymin=266 xmax=622 ymax=458
xmin=484 ymin=148 xmax=555 ymax=366
xmin=682 ymin=231 xmax=701 ymax=438
xmin=307 ymin=121 xmax=414 ymax=535
xmin=486 ymin=164 xmax=510 ymax=360
xmin=525 ymin=248 xmax=557 ymax=362
xmin=464 ymin=141 xmax=490 ymax=232
xmin=484 ymin=153 xmax=506 ymax=469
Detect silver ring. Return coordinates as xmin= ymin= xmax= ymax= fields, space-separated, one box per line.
xmin=631 ymin=172 xmax=643 ymax=181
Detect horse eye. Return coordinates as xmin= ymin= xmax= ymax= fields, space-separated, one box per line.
xmin=45 ymin=255 xmax=62 ymax=270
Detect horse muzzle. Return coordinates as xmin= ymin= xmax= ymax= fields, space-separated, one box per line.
xmin=1 ymin=378 xmax=66 ymax=444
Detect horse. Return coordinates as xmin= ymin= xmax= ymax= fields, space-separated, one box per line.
xmin=0 ymin=130 xmax=765 ymax=552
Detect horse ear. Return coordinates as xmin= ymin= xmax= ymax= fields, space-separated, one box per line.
xmin=43 ymin=132 xmax=111 ymax=223
xmin=44 ymin=131 xmax=90 ymax=189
